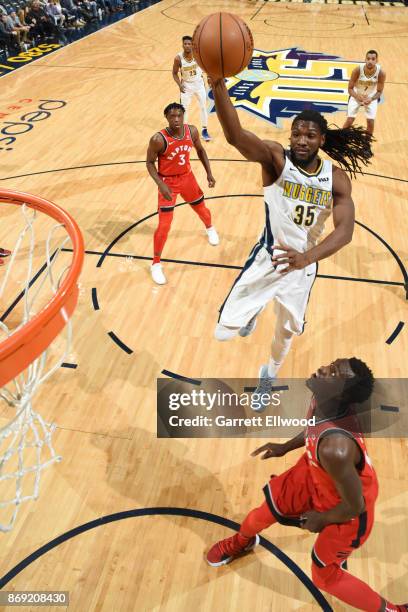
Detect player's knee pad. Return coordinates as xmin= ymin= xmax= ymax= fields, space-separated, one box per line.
xmin=214 ymin=323 xmax=239 ymax=341
xmin=312 ymin=561 xmax=341 ymax=589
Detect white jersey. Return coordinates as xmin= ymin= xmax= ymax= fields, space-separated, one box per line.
xmin=353 ymin=64 xmax=381 ymax=98
xmin=178 ymin=52 xmax=203 ymax=85
xmin=261 ymin=153 xmax=333 ymax=254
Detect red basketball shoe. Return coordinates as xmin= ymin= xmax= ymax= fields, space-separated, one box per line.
xmin=206 ymin=533 xmax=260 ymax=567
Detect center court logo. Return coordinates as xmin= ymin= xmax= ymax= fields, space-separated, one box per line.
xmin=208 ymin=47 xmax=357 ymax=127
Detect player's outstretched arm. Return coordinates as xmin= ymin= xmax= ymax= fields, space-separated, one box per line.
xmin=251 ymin=430 xmax=305 ymax=459
xmin=210 ymin=77 xmax=283 ymax=169
xmin=146 ymin=134 xmax=172 ymax=201
xmin=190 ymin=125 xmax=215 ymax=187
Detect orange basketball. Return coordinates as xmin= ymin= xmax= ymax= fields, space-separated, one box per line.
xmin=192 ymin=12 xmax=254 ymax=79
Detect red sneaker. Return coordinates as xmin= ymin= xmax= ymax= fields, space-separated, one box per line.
xmin=0 ymin=259 xmax=4 ymax=266
xmin=0 ymin=248 xmax=11 ymax=257
xmin=206 ymin=533 xmax=260 ymax=567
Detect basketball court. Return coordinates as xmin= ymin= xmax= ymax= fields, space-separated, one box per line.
xmin=0 ymin=0 xmax=407 ymax=609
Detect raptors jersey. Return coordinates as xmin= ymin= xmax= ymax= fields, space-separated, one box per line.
xmin=261 ymin=153 xmax=333 ymax=254
xmin=157 ymin=125 xmax=193 ymax=177
xmin=305 ymin=398 xmax=379 ymax=513
xmin=178 ymin=52 xmax=203 ymax=85
xmin=354 ymin=64 xmax=381 ymax=97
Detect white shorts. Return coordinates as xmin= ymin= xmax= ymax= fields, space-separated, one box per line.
xmin=218 ymin=244 xmax=318 ymax=335
xmin=347 ymin=97 xmax=378 ymax=120
xmin=180 ymin=82 xmax=208 ymax=123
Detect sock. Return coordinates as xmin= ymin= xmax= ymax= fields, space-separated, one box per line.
xmin=190 ymin=201 xmax=212 ymax=228
xmin=238 ymin=501 xmax=277 ymax=545
xmin=312 ymin=563 xmax=401 ymax=612
xmin=153 ymin=209 xmax=173 ymax=264
xmin=268 ymin=310 xmax=294 ymax=377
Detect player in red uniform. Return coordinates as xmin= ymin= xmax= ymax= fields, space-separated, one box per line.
xmin=206 ymin=358 xmax=407 ymax=612
xmin=146 ymin=102 xmax=218 ymax=285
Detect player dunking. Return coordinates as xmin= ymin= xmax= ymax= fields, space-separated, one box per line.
xmin=173 ymin=36 xmax=211 ymax=142
xmin=344 ymin=50 xmax=386 ymax=136
xmin=206 ymin=358 xmax=408 ymax=612
xmin=210 ymin=77 xmax=372 ymax=395
xmin=146 ymin=102 xmax=219 ymax=285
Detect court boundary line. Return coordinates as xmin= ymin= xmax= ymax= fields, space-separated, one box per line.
xmin=0 ymin=506 xmax=333 ymax=611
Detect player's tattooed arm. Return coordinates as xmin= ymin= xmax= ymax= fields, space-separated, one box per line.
xmin=190 ymin=125 xmax=215 ymax=187
xmin=146 ymin=134 xmax=172 ymax=201
xmin=172 ymin=55 xmax=185 ymax=92
xmin=300 ymin=435 xmax=366 ymax=532
xmin=210 ymin=77 xmax=285 ymax=176
xmin=348 ymin=66 xmax=363 ymax=103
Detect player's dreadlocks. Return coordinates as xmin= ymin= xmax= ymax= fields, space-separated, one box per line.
xmin=293 ymin=110 xmax=374 ymax=178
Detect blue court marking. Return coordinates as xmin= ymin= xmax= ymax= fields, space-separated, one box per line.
xmin=161 ymin=370 xmax=202 ymax=385
xmin=91 ymin=287 xmax=100 ymax=311
xmin=380 ymin=405 xmax=400 ymax=413
xmin=0 ymin=507 xmax=332 ymax=610
xmin=386 ymin=321 xmax=405 ymax=345
xmin=107 ymin=331 xmax=133 ymax=354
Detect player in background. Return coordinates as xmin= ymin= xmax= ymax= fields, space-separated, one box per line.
xmin=343 ymin=50 xmax=386 ymax=136
xmin=210 ymin=76 xmax=372 ymax=396
xmin=206 ymin=358 xmax=408 ymax=612
xmin=173 ymin=35 xmax=212 ymax=142
xmin=146 ymin=102 xmax=218 ymax=285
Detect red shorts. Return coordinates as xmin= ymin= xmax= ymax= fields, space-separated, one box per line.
xmin=158 ymin=171 xmax=204 ymax=210
xmin=263 ymin=454 xmax=376 ymax=569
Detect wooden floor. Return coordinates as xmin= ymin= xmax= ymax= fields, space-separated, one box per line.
xmin=0 ymin=0 xmax=407 ymax=609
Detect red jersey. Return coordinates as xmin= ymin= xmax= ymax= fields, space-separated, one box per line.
xmin=157 ymin=125 xmax=193 ymax=177
xmin=305 ymin=397 xmax=378 ymax=512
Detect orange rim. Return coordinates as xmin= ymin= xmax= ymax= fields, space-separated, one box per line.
xmin=0 ymin=189 xmax=84 ymax=388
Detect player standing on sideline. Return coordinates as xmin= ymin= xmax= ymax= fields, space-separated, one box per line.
xmin=343 ymin=50 xmax=386 ymax=136
xmin=146 ymin=102 xmax=219 ymax=285
xmin=173 ymin=36 xmax=212 ymax=142
xmin=210 ymin=76 xmax=373 ymax=395
xmin=206 ymin=358 xmax=408 ymax=612
xmin=0 ymin=248 xmax=11 ymax=267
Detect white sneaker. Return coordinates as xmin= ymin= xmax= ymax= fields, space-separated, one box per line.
xmin=251 ymin=365 xmax=276 ymax=412
xmin=239 ymin=306 xmax=264 ymax=337
xmin=206 ymin=226 xmax=219 ymax=246
xmin=151 ymin=263 xmax=166 ymax=285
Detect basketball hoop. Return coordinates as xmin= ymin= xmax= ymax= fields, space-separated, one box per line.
xmin=0 ymin=189 xmax=84 ymax=532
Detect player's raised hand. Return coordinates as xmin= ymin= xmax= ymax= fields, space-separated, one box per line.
xmin=158 ymin=181 xmax=173 ymax=201
xmin=251 ymin=442 xmax=288 ymax=459
xmin=272 ymin=244 xmax=310 ymax=274
xmin=207 ymin=174 xmax=216 ymax=188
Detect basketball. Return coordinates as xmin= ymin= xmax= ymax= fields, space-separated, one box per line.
xmin=192 ymin=12 xmax=254 ymax=79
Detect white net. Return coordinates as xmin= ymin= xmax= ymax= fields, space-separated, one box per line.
xmin=0 ymin=202 xmax=77 ymax=532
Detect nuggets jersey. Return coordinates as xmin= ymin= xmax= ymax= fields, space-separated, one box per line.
xmin=157 ymin=125 xmax=193 ymax=177
xmin=305 ymin=398 xmax=379 ymax=513
xmin=261 ymin=153 xmax=333 ymax=254
xmin=354 ymin=64 xmax=381 ymax=97
xmin=178 ymin=52 xmax=203 ymax=85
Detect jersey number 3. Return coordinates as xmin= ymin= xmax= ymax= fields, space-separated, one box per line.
xmin=293 ymin=204 xmax=315 ymax=227
xmin=178 ymin=154 xmax=186 ymax=166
